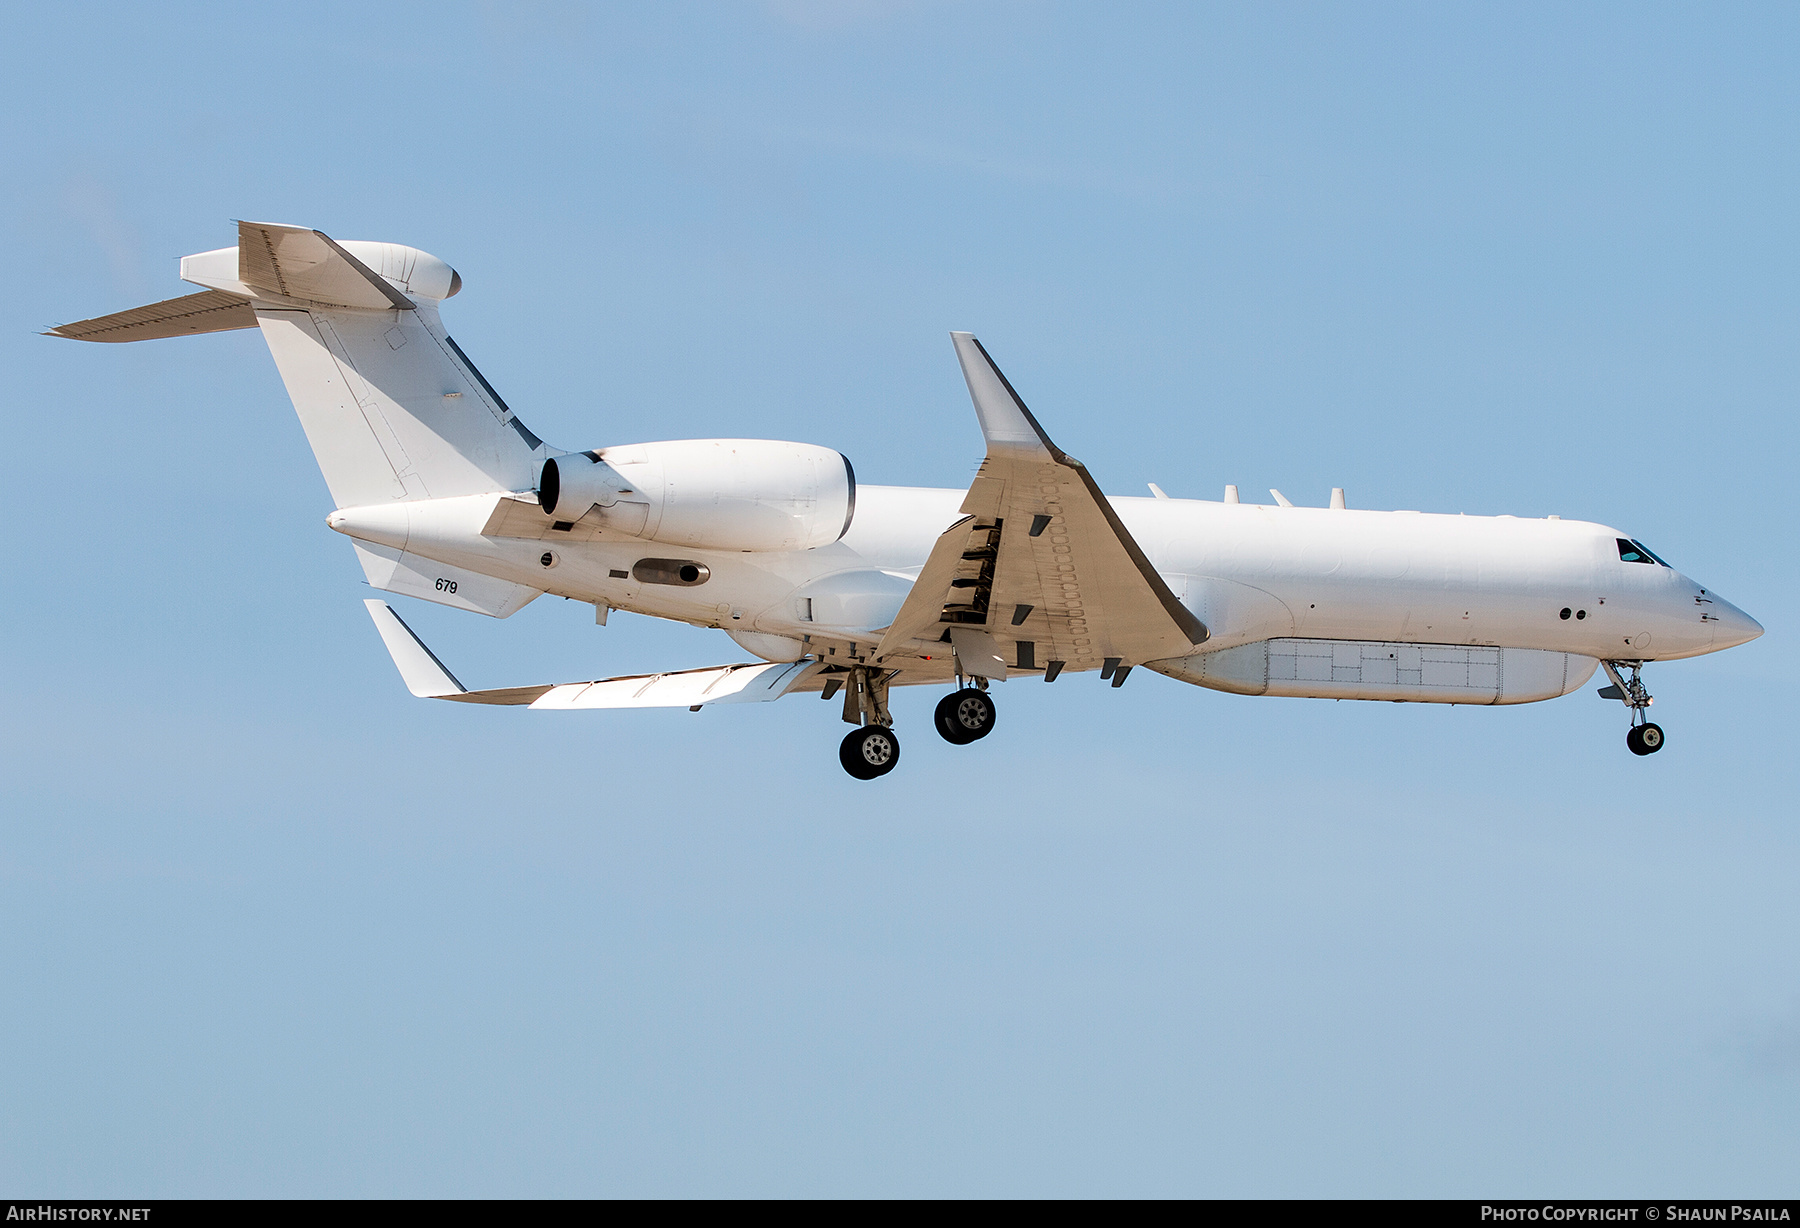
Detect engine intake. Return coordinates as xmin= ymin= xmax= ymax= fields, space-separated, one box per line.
xmin=538 ymin=452 xmax=623 ymax=520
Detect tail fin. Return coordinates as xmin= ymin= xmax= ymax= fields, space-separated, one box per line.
xmin=53 ymin=221 xmax=548 ymax=510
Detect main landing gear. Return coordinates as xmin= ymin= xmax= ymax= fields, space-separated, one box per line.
xmin=828 ymin=665 xmax=1002 ymax=779
xmin=832 ymin=665 xmax=902 ymax=780
xmin=840 ymin=725 xmax=901 ymax=780
xmin=934 ymin=685 xmax=997 ymax=745
xmin=1600 ymin=661 xmax=1665 ymax=756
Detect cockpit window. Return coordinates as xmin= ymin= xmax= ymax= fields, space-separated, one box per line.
xmin=1618 ymin=538 xmax=1670 ymax=567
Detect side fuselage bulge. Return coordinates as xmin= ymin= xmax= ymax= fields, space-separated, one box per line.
xmin=326 ymin=483 xmax=1761 ymax=705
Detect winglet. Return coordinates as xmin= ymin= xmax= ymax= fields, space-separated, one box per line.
xmin=950 ymin=332 xmax=1065 ymax=461
xmin=363 ymin=599 xmax=467 ymax=697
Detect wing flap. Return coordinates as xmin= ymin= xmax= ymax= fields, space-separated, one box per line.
xmin=442 ymin=685 xmax=556 ymax=706
xmin=873 ymin=515 xmax=977 ymax=655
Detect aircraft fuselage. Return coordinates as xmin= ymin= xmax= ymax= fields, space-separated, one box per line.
xmin=328 ymin=483 xmax=1761 ymax=671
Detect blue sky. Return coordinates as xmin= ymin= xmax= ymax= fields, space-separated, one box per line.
xmin=3 ymin=1 xmax=1796 ymax=1196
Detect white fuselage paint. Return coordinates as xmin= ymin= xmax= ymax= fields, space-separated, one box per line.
xmin=329 ymin=484 xmax=1761 ymax=682
xmin=68 ymin=225 xmax=1758 ymax=727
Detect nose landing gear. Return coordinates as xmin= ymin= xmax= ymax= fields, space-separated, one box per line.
xmin=1601 ymin=661 xmax=1665 ymax=756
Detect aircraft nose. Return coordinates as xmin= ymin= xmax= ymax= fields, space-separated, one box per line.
xmin=1710 ymin=596 xmax=1763 ymax=650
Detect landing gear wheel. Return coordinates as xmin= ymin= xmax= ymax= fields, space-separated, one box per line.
xmin=840 ymin=725 xmax=901 ymax=779
xmin=1626 ymin=723 xmax=1665 ymax=756
xmin=935 ymin=688 xmax=996 ymax=745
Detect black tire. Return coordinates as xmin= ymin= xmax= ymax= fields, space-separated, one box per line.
xmin=840 ymin=725 xmax=901 ymax=779
xmin=933 ymin=692 xmax=972 ymax=744
xmin=934 ymin=688 xmax=996 ymax=745
xmin=1626 ymin=722 xmax=1665 ymax=756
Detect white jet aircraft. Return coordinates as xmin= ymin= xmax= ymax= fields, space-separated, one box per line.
xmin=52 ymin=223 xmax=1762 ymax=778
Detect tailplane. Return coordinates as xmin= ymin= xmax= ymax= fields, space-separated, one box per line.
xmin=50 ymin=221 xmax=548 ymax=509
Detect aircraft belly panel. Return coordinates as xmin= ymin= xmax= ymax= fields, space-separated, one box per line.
xmin=1148 ymin=637 xmax=1597 ymax=705
xmin=352 ymin=542 xmax=542 ymax=618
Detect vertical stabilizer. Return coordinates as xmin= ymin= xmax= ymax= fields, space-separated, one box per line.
xmin=52 ymin=223 xmax=557 ymax=617
xmin=174 ymin=222 xmax=548 ymax=509
xmin=248 ymin=301 xmax=543 ymax=507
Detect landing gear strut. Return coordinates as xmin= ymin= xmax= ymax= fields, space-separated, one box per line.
xmin=836 ymin=665 xmax=901 ymax=780
xmin=1601 ymin=660 xmax=1665 ymax=756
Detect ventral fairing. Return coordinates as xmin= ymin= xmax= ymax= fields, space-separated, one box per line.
xmin=50 ymin=222 xmax=1762 ymax=777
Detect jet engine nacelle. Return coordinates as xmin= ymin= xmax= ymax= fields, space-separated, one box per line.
xmin=538 ymin=439 xmax=856 ymax=553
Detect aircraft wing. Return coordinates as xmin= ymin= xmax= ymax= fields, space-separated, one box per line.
xmin=874 ymin=333 xmax=1207 ymax=681
xmin=363 ymin=599 xmax=826 ymax=709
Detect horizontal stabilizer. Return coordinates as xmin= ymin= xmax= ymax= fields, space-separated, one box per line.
xmin=236 ymin=220 xmax=414 ymax=310
xmin=361 ymin=600 xmax=824 ymax=709
xmin=46 ymin=289 xmax=256 ymax=342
